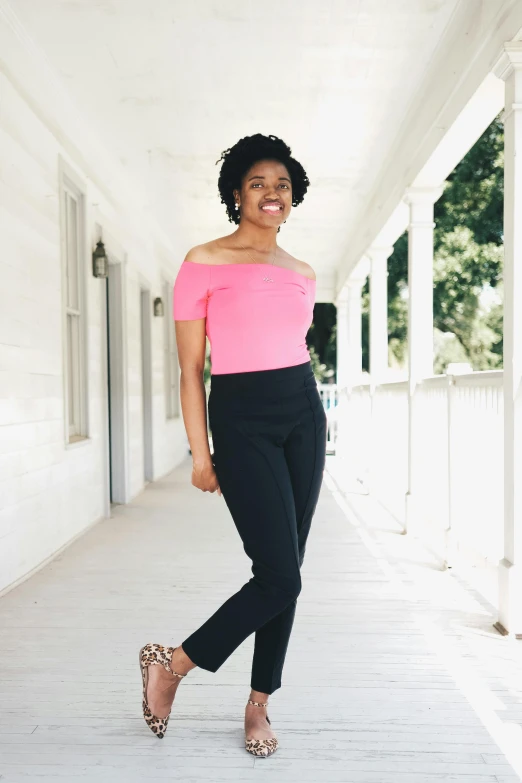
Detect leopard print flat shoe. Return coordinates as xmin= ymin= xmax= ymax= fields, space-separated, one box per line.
xmin=139 ymin=643 xmax=187 ymax=739
xmin=245 ymin=699 xmax=279 ymax=757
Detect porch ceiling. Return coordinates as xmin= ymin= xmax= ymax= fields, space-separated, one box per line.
xmin=2 ymin=0 xmax=489 ymax=299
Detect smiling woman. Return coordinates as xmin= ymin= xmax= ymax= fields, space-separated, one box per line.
xmin=217 ymin=133 xmax=310 ymax=227
xmin=139 ymin=133 xmax=326 ymax=760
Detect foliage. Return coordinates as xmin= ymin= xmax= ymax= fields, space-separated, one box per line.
xmin=307 ymin=304 xmax=337 ymax=381
xmin=308 ymin=344 xmax=329 ymax=382
xmin=367 ymin=115 xmax=504 ymax=374
xmin=433 ymin=227 xmax=503 ymax=369
xmin=433 ymin=328 xmax=469 ymax=375
xmin=435 ymin=118 xmax=504 ymax=246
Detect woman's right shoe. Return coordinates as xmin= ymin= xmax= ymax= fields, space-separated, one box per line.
xmin=139 ymin=643 xmax=186 ymax=739
xmin=245 ymin=699 xmax=279 ymax=757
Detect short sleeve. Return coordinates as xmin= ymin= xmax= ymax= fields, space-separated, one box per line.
xmin=172 ymin=262 xmax=211 ymax=320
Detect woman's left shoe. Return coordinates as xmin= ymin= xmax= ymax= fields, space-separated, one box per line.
xmin=139 ymin=643 xmax=187 ymax=739
xmin=245 ymin=699 xmax=279 ymax=757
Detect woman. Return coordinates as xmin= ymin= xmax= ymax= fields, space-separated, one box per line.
xmin=139 ymin=133 xmax=327 ymax=757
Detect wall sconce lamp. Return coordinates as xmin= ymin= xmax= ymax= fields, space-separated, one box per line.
xmin=153 ymin=297 xmax=164 ymax=317
xmin=92 ymin=240 xmax=108 ymax=278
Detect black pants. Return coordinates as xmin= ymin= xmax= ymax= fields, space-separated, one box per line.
xmin=181 ymin=359 xmax=327 ymax=695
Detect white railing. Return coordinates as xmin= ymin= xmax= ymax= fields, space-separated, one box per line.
xmin=448 ymin=372 xmax=504 ymax=565
xmin=333 ymin=371 xmax=504 ymax=592
xmin=414 ymin=375 xmax=452 ymax=554
xmin=370 ymin=380 xmax=409 ymax=523
xmin=318 ymin=383 xmax=339 ymax=453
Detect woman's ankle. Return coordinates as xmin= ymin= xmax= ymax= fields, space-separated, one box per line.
xmin=171 ymin=644 xmax=197 ymax=675
xmin=248 ymin=689 xmax=270 ymax=704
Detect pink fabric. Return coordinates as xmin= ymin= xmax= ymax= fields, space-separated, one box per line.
xmin=173 ymin=261 xmax=316 ymax=375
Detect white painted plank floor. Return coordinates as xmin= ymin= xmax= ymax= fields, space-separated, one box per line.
xmin=1 ymin=455 xmax=522 ymax=782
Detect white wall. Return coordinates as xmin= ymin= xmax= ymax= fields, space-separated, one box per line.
xmin=0 ymin=41 xmax=188 ymax=594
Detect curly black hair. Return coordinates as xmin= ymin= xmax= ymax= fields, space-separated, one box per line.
xmin=216 ymin=133 xmax=310 ymax=225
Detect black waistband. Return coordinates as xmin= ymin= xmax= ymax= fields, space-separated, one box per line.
xmin=210 ymin=360 xmax=314 ymax=393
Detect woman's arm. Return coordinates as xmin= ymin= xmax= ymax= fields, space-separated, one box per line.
xmin=175 ymin=318 xmax=221 ymax=496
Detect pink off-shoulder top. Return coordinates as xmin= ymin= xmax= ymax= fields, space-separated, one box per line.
xmin=172 ymin=261 xmax=316 ymax=375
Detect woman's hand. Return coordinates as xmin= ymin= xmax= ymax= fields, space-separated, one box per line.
xmin=192 ymin=460 xmax=222 ymax=496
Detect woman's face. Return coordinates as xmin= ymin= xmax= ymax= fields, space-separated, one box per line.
xmin=234 ymin=159 xmax=292 ymax=230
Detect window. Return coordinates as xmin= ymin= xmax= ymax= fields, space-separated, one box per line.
xmin=164 ymin=279 xmax=180 ymax=419
xmin=61 ymin=172 xmax=87 ymax=442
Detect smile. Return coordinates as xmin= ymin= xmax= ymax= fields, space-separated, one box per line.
xmin=260 ymin=203 xmax=283 ymax=214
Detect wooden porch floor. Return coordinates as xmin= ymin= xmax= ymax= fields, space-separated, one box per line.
xmin=1 ymin=456 xmax=522 ymax=782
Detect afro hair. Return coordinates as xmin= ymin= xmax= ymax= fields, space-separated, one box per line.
xmin=216 ymin=133 xmax=310 ymax=225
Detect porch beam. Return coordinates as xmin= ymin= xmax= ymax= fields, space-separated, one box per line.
xmin=335 ymin=275 xmax=365 ymax=390
xmin=494 ymin=42 xmax=522 ymax=638
xmin=368 ymin=245 xmax=393 ymax=384
xmin=404 ymin=185 xmax=443 ymax=531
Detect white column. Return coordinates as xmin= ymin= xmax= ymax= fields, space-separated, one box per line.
xmin=336 ymin=288 xmax=350 ymax=390
xmin=347 ymin=280 xmax=364 ymax=386
xmin=404 ymin=188 xmax=442 ymax=383
xmin=404 ymin=186 xmax=443 ymax=530
xmin=335 ymin=271 xmax=367 ymax=465
xmin=494 ymin=43 xmax=522 ymax=637
xmin=368 ymin=246 xmax=393 ymax=384
xmin=336 ymin=278 xmax=365 ymax=390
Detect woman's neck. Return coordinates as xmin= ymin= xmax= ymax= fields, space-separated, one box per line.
xmin=232 ymin=224 xmax=278 ymax=251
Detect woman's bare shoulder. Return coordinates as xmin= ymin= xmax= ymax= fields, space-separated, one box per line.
xmin=298 ymin=261 xmax=316 ymax=281
xmin=279 ymin=248 xmax=316 ymax=281
xmin=184 ymin=238 xmax=232 ymax=265
xmin=184 ymin=243 xmax=214 ymax=264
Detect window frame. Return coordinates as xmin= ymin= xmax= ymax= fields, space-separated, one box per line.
xmin=164 ymin=279 xmax=180 ymax=420
xmin=59 ymin=162 xmax=89 ymax=444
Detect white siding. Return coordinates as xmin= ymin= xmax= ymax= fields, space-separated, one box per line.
xmin=0 ymin=35 xmax=189 ymax=593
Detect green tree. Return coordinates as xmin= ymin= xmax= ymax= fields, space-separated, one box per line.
xmin=364 ymin=115 xmax=504 ymax=373
xmin=433 ymin=227 xmax=503 ymax=368
xmin=307 ymin=303 xmax=336 ymax=381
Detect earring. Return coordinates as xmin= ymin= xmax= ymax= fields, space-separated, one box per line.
xmin=234 ymin=202 xmax=240 ymax=211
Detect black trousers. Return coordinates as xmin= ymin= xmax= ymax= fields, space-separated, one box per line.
xmin=181 ymin=360 xmax=327 ymax=695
